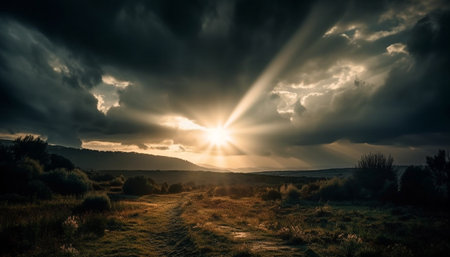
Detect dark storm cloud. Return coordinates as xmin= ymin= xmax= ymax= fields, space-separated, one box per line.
xmin=0 ymin=0 xmax=449 ymax=158
xmin=0 ymin=18 xmax=174 ymax=147
xmin=277 ymin=9 xmax=450 ymax=148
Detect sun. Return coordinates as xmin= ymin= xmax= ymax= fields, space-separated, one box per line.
xmin=205 ymin=126 xmax=231 ymax=146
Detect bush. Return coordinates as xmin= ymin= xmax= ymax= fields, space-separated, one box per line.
xmin=80 ymin=194 xmax=111 ymax=212
xmin=400 ymin=166 xmax=436 ymax=205
xmin=47 ymin=154 xmax=74 ymax=171
xmin=12 ymin=135 xmax=49 ymax=166
xmin=168 ymin=183 xmax=183 ymax=194
xmin=41 ymin=169 xmax=92 ymax=196
xmin=426 ymin=150 xmax=450 ymax=198
xmin=89 ymin=172 xmax=115 ymax=182
xmin=109 ymin=175 xmax=125 ymax=186
xmin=357 ymin=152 xmax=394 ymax=170
xmin=300 ymin=178 xmax=358 ymax=201
xmin=353 ymin=153 xmax=397 ymax=201
xmin=123 ymin=176 xmax=156 ymax=195
xmin=316 ymin=178 xmax=350 ymax=201
xmin=160 ymin=182 xmax=169 ymax=194
xmin=26 ymin=180 xmax=52 ymax=200
xmin=262 ymin=189 xmax=282 ymax=201
xmin=16 ymin=157 xmax=44 ymax=180
xmin=299 ymin=182 xmax=320 ymax=199
xmin=282 ymin=184 xmax=300 ymax=202
xmin=0 ymin=157 xmax=48 ymax=197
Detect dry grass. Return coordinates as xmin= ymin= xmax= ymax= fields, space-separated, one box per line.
xmin=2 ymin=187 xmax=449 ymax=257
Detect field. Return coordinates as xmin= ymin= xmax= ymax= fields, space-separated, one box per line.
xmin=1 ymin=170 xmax=449 ymax=257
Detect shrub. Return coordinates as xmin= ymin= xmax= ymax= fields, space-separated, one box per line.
xmin=400 ymin=166 xmax=436 ymax=205
xmin=353 ymin=152 xmax=397 ymax=200
xmin=299 ymin=182 xmax=320 ymax=199
xmin=262 ymin=189 xmax=282 ymax=201
xmin=109 ymin=175 xmax=125 ymax=186
xmin=315 ymin=177 xmax=350 ymax=201
xmin=426 ymin=150 xmax=450 ymax=198
xmin=299 ymin=178 xmax=358 ymax=201
xmin=123 ymin=176 xmax=156 ymax=195
xmin=160 ymin=182 xmax=169 ymax=194
xmin=16 ymin=157 xmax=44 ymax=180
xmin=357 ymin=152 xmax=394 ymax=170
xmin=47 ymin=154 xmax=74 ymax=171
xmin=282 ymin=184 xmax=300 ymax=202
xmin=89 ymin=172 xmax=115 ymax=182
xmin=12 ymin=135 xmax=49 ymax=166
xmin=168 ymin=183 xmax=183 ymax=194
xmin=26 ymin=180 xmax=52 ymax=200
xmin=41 ymin=169 xmax=92 ymax=196
xmin=80 ymin=194 xmax=111 ymax=212
xmin=0 ymin=158 xmax=46 ymax=196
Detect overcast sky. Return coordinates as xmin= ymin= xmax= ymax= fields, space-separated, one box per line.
xmin=1 ymin=0 xmax=449 ymax=170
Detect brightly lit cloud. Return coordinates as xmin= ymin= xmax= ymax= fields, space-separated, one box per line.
xmin=90 ymin=75 xmax=132 ymax=114
xmin=272 ymin=62 xmax=366 ymax=118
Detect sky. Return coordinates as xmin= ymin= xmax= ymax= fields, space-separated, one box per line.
xmin=1 ymin=0 xmax=449 ymax=171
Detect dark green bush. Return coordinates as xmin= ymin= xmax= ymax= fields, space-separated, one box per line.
xmin=300 ymin=178 xmax=361 ymax=201
xmin=26 ymin=180 xmax=52 ymax=200
xmin=284 ymin=184 xmax=300 ymax=202
xmin=12 ymin=135 xmax=49 ymax=166
xmin=89 ymin=172 xmax=115 ymax=182
xmin=426 ymin=150 xmax=450 ymax=199
xmin=122 ymin=176 xmax=156 ymax=195
xmin=47 ymin=154 xmax=74 ymax=171
xmin=400 ymin=166 xmax=436 ymax=205
xmin=262 ymin=189 xmax=282 ymax=201
xmin=353 ymin=153 xmax=397 ymax=201
xmin=168 ymin=183 xmax=183 ymax=194
xmin=80 ymin=194 xmax=111 ymax=212
xmin=41 ymin=169 xmax=92 ymax=196
xmin=16 ymin=157 xmax=44 ymax=179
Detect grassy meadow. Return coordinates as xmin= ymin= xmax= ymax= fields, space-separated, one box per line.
xmin=1 ymin=137 xmax=450 ymax=256
xmin=2 ymin=180 xmax=449 ymax=257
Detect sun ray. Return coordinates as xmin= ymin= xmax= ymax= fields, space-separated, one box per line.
xmin=225 ymin=3 xmax=335 ymax=128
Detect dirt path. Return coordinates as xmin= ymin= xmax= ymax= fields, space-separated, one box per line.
xmin=78 ymin=193 xmax=199 ymax=257
xmin=144 ymin=195 xmax=199 ymax=256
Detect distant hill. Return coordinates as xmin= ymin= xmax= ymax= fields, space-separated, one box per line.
xmin=255 ymin=166 xmax=408 ymax=179
xmin=0 ymin=139 xmax=204 ymax=171
xmin=255 ymin=168 xmax=357 ymax=178
xmin=47 ymin=145 xmax=205 ymax=171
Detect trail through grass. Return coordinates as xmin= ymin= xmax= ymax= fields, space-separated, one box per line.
xmin=77 ymin=193 xmax=198 ymax=257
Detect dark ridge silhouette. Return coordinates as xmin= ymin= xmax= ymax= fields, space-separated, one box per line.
xmin=0 ymin=139 xmax=204 ymax=171
xmin=46 ymin=145 xmax=204 ymax=171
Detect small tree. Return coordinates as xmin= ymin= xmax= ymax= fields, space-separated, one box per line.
xmin=12 ymin=136 xmax=49 ymax=166
xmin=357 ymin=152 xmax=394 ymax=170
xmin=426 ymin=150 xmax=450 ymax=198
xmin=354 ymin=152 xmax=397 ymax=200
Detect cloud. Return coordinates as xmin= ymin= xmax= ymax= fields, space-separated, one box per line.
xmin=386 ymin=43 xmax=408 ymax=55
xmin=1 ymin=0 xmax=449 ymax=168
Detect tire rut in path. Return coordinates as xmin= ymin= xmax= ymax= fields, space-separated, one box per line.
xmin=146 ymin=196 xmax=199 ymax=257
